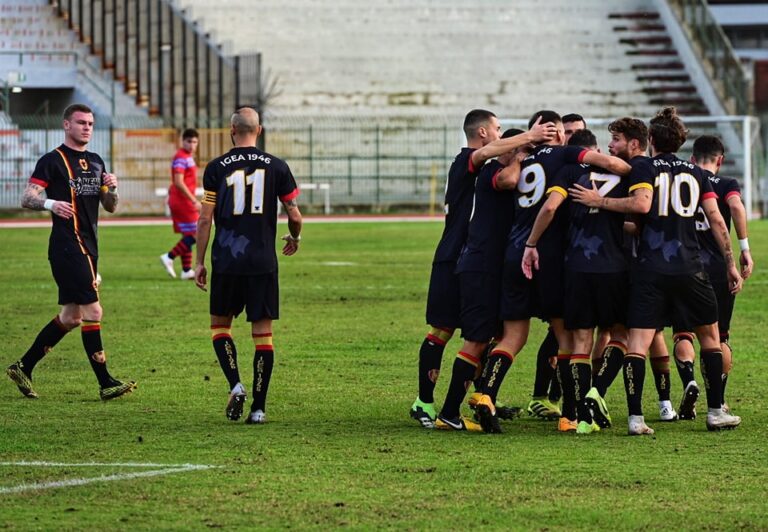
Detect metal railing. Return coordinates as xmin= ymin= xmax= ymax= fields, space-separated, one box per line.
xmin=667 ymin=0 xmax=751 ymax=115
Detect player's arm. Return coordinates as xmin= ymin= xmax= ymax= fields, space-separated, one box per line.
xmin=493 ymin=155 xmax=522 ymax=190
xmin=99 ymin=172 xmax=119 ymax=213
xmin=727 ymin=194 xmax=753 ymax=279
xmin=522 ymin=189 xmax=567 ymax=279
xmin=194 ymin=203 xmax=214 ymax=291
xmin=280 ymin=198 xmax=303 ymax=256
xmin=569 ymin=183 xmax=651 ymax=214
xmin=581 ymin=152 xmax=632 ymax=176
xmin=702 ymin=196 xmax=743 ymax=294
xmin=21 ymin=182 xmax=74 ymax=219
xmin=173 ymin=169 xmax=201 ymax=209
xmin=470 ymin=117 xmax=556 ymax=168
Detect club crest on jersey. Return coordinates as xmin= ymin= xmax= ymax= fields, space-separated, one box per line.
xmin=79 ymin=158 xmax=88 ymax=171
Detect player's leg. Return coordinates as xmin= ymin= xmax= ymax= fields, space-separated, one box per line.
xmin=591 ymin=328 xmax=611 ymax=379
xmin=246 ymin=318 xmax=273 ymax=424
xmin=714 ymin=280 xmax=735 ymax=411
xmin=672 ymin=331 xmax=699 ymax=419
xmin=527 ymin=328 xmax=561 ymax=419
xmin=625 ymin=327 xmax=656 ymax=435
xmin=649 ymin=331 xmax=677 ymax=421
xmin=695 ymin=322 xmax=740 ymax=431
xmin=436 ymin=339 xmax=486 ymax=432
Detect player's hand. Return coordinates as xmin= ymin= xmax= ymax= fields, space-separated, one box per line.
xmin=528 ymin=116 xmax=558 ymax=143
xmin=102 ymin=172 xmax=118 ymax=189
xmin=522 ymin=246 xmax=539 ymax=280
xmin=281 ymin=234 xmax=300 ymax=256
xmin=194 ymin=200 xmax=202 ymax=212
xmin=194 ymin=264 xmax=207 ymax=291
xmin=50 ymin=200 xmax=75 ymax=219
xmin=740 ymin=249 xmax=753 ymax=280
xmin=569 ymin=182 xmax=601 ymax=208
xmin=727 ymin=265 xmax=743 ymax=295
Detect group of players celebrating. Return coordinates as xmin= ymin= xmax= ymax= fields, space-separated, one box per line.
xmin=411 ymin=107 xmax=754 ymax=435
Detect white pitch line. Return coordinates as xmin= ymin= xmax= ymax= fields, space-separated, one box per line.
xmin=0 ymin=461 xmax=211 ymax=468
xmin=0 ymin=463 xmax=215 ymax=495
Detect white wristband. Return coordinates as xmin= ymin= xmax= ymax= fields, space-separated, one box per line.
xmin=739 ymin=238 xmax=749 ymax=252
xmin=43 ymin=199 xmax=55 ymax=211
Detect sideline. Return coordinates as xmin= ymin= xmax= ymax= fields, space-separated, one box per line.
xmin=0 ymin=215 xmax=443 ymax=229
xmin=0 ymin=461 xmax=216 ymax=495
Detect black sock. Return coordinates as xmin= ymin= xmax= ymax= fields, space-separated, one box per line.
xmin=675 ymin=359 xmax=695 ymax=388
xmin=251 ymin=349 xmax=274 ymax=412
xmin=212 ymin=326 xmax=240 ymax=389
xmin=473 ymin=343 xmax=493 ymax=392
xmin=81 ymin=321 xmax=115 ymax=388
xmin=570 ymin=355 xmax=592 ymax=423
xmin=19 ymin=316 xmax=70 ymax=375
xmin=547 ymin=367 xmax=562 ymax=403
xmin=533 ymin=329 xmax=558 ymax=397
xmin=721 ymin=374 xmax=728 ymax=405
xmin=481 ymin=349 xmax=514 ymax=403
xmin=557 ymin=354 xmax=576 ymax=421
xmin=418 ymin=333 xmax=448 ymax=403
xmin=439 ymin=353 xmax=479 ymax=419
xmin=650 ymin=355 xmax=671 ymax=401
xmin=591 ymin=355 xmax=604 ymax=380
xmin=623 ymin=353 xmax=646 ymax=416
xmin=594 ymin=342 xmax=625 ymax=397
xmin=700 ymin=349 xmax=724 ymax=410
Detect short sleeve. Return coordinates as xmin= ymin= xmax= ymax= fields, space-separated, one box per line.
xmin=561 ymin=145 xmax=588 ymax=165
xmin=700 ymin=171 xmax=715 ymax=200
xmin=724 ymin=178 xmax=741 ymax=200
xmin=277 ymin=161 xmax=299 ymax=202
xmin=29 ymin=152 xmax=56 ymax=188
xmin=202 ymin=162 xmax=217 ymax=205
xmin=628 ymin=158 xmax=654 ymax=194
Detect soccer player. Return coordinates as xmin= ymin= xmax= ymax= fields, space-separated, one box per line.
xmin=435 ymin=128 xmax=524 ymax=431
xmin=5 ymin=104 xmax=136 ymax=401
xmin=570 ymin=107 xmax=743 ymax=434
xmin=410 ymin=110 xmax=557 ymax=429
xmin=562 ymin=113 xmax=586 ymax=144
xmin=472 ymin=110 xmax=631 ymax=434
xmin=522 ymin=129 xmax=630 ymax=434
xmin=194 ymin=107 xmax=302 ymax=424
xmin=160 ymin=128 xmax=201 ymax=280
xmin=671 ymin=135 xmax=754 ymax=419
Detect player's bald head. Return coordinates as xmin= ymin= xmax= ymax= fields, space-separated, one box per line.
xmin=231 ymin=107 xmax=261 ymax=135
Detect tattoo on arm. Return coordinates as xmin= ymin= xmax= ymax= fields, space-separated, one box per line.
xmin=284 ymin=199 xmax=298 ymax=209
xmin=21 ymin=183 xmax=46 ymax=210
xmin=100 ymin=189 xmax=119 ymax=212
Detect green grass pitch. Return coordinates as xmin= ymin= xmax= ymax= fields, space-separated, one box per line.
xmin=1 ymin=220 xmax=767 ymax=529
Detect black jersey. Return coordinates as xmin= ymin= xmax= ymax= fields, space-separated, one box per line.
xmin=694 ymin=170 xmax=741 ymax=275
xmin=432 ymin=148 xmax=481 ymax=264
xmin=630 ymin=153 xmax=716 ymax=274
xmin=552 ymin=163 xmax=629 ymax=273
xmin=455 ymin=160 xmax=516 ymax=274
xmin=505 ymin=144 xmax=587 ymax=260
xmin=202 ymin=146 xmax=298 ymax=275
xmin=30 ymin=144 xmax=106 ymax=258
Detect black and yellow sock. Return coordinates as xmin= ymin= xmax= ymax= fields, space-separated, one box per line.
xmin=673 ymin=333 xmax=696 ymax=387
xmin=533 ymin=330 xmax=558 ymax=397
xmin=439 ymin=351 xmax=479 ymax=419
xmin=623 ymin=353 xmax=646 ymax=416
xmin=251 ymin=333 xmax=274 ymax=412
xmin=570 ymin=353 xmax=592 ymax=423
xmin=81 ymin=320 xmax=115 ymax=388
xmin=482 ymin=348 xmax=515 ymax=403
xmin=19 ymin=316 xmax=70 ymax=375
xmin=650 ymin=355 xmax=671 ymax=402
xmin=700 ymin=349 xmax=724 ymax=410
xmin=594 ymin=341 xmax=626 ymax=397
xmin=721 ymin=374 xmax=728 ymax=405
xmin=557 ymin=352 xmax=576 ymax=421
xmin=418 ymin=327 xmax=452 ymax=403
xmin=212 ymin=326 xmax=240 ymax=389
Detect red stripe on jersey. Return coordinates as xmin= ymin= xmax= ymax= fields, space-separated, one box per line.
xmin=725 ymin=190 xmax=741 ymax=200
xmin=468 ymin=150 xmax=477 ymax=173
xmin=702 ymin=191 xmax=717 ymax=200
xmin=491 ymin=169 xmax=502 ymax=191
xmin=577 ymin=149 xmax=588 ymax=163
xmin=279 ymin=188 xmax=300 ymax=202
xmin=29 ymin=177 xmax=48 ymax=188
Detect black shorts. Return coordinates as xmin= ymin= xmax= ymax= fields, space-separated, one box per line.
xmin=50 ymin=250 xmax=99 ymax=305
xmin=627 ymin=270 xmax=717 ymax=330
xmin=425 ymin=262 xmax=461 ymax=329
xmin=564 ymin=270 xmax=629 ymax=330
xmin=499 ymin=251 xmax=563 ymax=321
xmin=459 ymin=272 xmax=502 ymax=342
xmin=210 ymin=272 xmax=279 ymax=322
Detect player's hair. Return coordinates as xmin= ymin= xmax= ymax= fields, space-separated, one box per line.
xmin=63 ymin=103 xmax=93 ymax=120
xmin=692 ymin=135 xmax=725 ymax=164
xmin=649 ymin=106 xmax=687 ymax=153
xmin=568 ymin=129 xmax=597 ymax=148
xmin=608 ymin=117 xmax=648 ymax=151
xmin=231 ymin=107 xmax=261 ymax=135
xmin=528 ymin=110 xmax=561 ymax=130
xmin=463 ymin=109 xmax=497 ymax=139
xmin=562 ymin=113 xmax=586 ymax=127
xmin=502 ymin=128 xmax=524 ymax=139
xmin=182 ymin=128 xmax=199 ymax=140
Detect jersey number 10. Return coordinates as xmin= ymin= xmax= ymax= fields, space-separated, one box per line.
xmin=226 ymin=169 xmax=266 ymax=215
xmin=654 ymin=172 xmax=699 ymax=218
